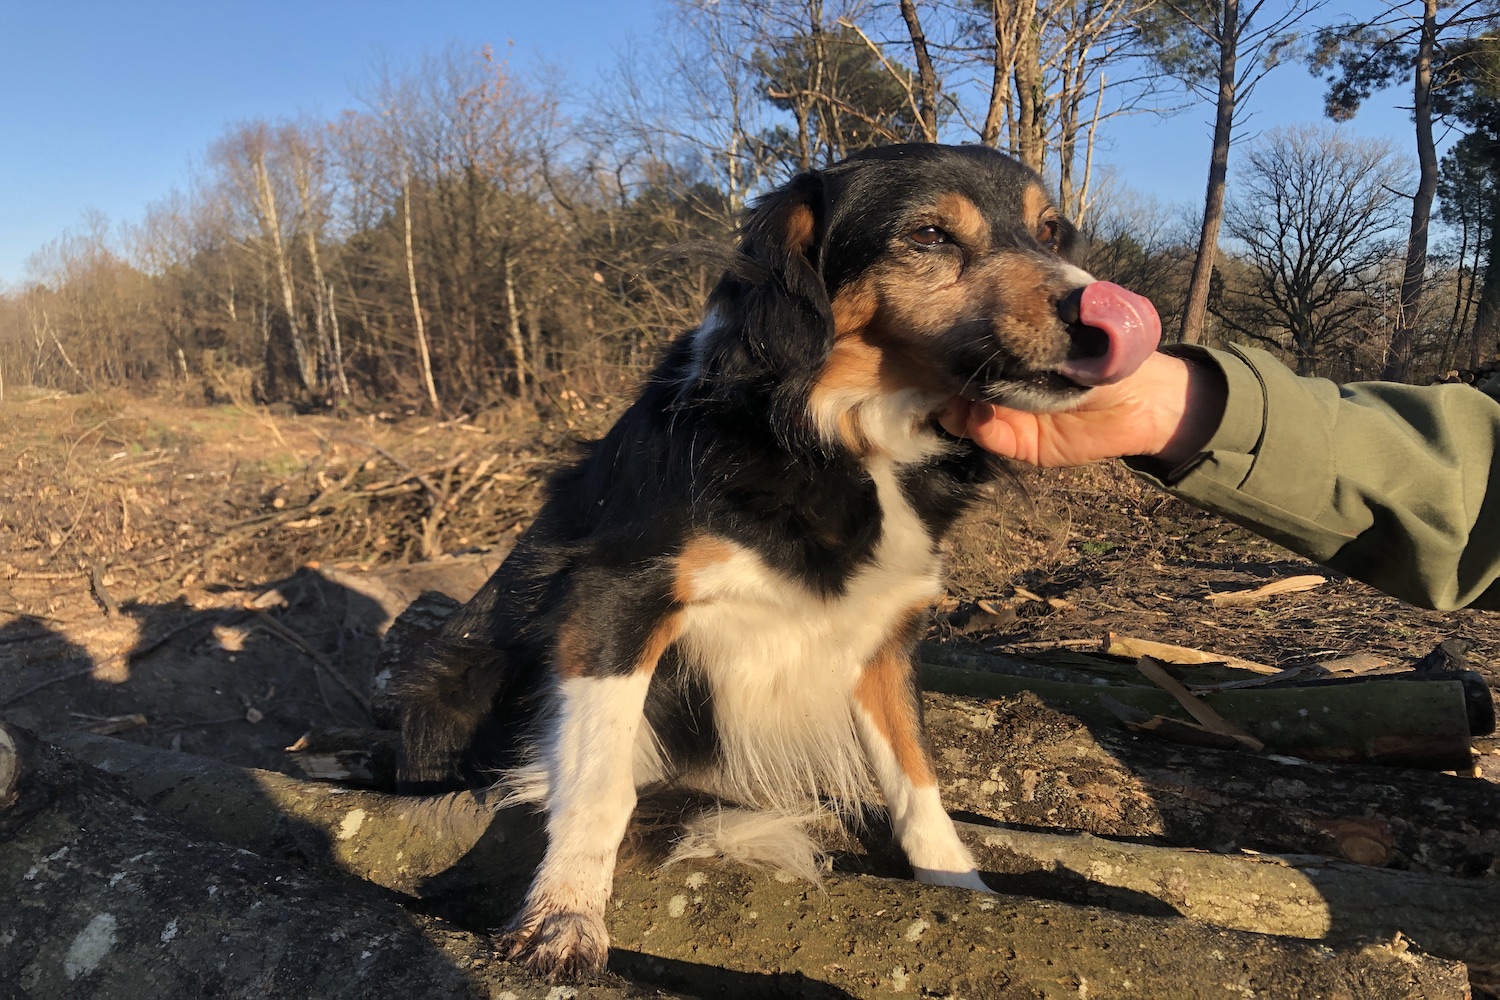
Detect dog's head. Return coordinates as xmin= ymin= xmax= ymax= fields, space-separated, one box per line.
xmin=697 ymin=143 xmax=1160 ymax=457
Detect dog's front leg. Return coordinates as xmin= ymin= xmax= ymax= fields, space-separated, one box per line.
xmin=852 ymin=644 xmax=991 ymax=892
xmin=502 ymin=670 xmax=654 ymax=979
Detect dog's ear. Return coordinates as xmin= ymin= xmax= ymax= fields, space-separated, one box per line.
xmin=718 ymin=171 xmax=833 ymax=380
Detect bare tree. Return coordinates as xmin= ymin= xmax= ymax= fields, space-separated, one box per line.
xmin=1314 ymin=0 xmax=1500 ymax=378
xmin=1140 ymin=0 xmax=1320 ymax=345
xmin=1214 ymin=125 xmax=1408 ymax=375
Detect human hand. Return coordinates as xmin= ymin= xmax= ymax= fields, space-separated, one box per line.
xmin=939 ymin=352 xmax=1225 ymax=468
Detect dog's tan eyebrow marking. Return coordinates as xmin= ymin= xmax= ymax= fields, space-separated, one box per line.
xmin=931 ymin=193 xmax=988 ymax=249
xmin=852 ymin=606 xmax=937 ymax=787
xmin=1021 ymin=184 xmax=1053 ymax=231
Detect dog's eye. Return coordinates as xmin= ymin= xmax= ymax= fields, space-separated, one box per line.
xmin=1038 ymin=217 xmax=1062 ymax=248
xmin=910 ymin=226 xmax=950 ymax=247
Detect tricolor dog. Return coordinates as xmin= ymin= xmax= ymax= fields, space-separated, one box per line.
xmin=397 ymin=142 xmax=1161 ymax=978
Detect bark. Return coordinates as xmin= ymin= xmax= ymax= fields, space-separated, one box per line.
xmin=956 ymin=820 xmax=1500 ymax=967
xmin=402 ymin=170 xmax=441 ymax=413
xmin=898 ymin=0 xmax=940 ymax=142
xmin=1180 ymin=0 xmax=1238 ymax=346
xmin=0 ymin=725 xmax=669 ymax=1000
xmin=919 ymin=650 xmax=1488 ymax=771
xmin=1013 ymin=18 xmax=1045 ymax=171
xmin=980 ymin=0 xmax=1018 ymax=146
xmin=29 ymin=728 xmax=1473 ymax=999
xmin=503 ymin=255 xmax=530 ymax=400
xmin=928 ymin=690 xmax=1500 ymax=878
xmin=251 ymin=152 xmax=314 ymax=392
xmin=1475 ymin=239 xmax=1500 ymax=350
xmin=1384 ymin=0 xmax=1440 ymax=381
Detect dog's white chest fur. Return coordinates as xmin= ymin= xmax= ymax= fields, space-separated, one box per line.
xmin=668 ymin=457 xmax=941 ymax=809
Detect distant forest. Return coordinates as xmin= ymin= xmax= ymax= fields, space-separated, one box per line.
xmin=2 ymin=0 xmax=1497 ymax=410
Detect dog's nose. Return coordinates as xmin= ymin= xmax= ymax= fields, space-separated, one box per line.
xmin=1058 ymin=282 xmax=1161 ymax=386
xmin=1056 ymin=287 xmax=1084 ymax=327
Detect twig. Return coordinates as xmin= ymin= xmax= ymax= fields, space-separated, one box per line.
xmin=0 ymin=664 xmax=97 ymax=708
xmin=996 ymin=638 xmax=1105 ymax=650
xmin=89 ymin=563 xmax=120 ymax=618
xmin=1136 ymin=656 xmax=1266 ymax=751
xmin=252 ymin=610 xmax=372 ymax=718
xmin=6 ymin=569 xmax=91 ymax=581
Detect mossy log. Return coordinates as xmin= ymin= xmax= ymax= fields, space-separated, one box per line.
xmin=32 ymin=728 xmax=1480 ymax=997
xmin=919 ymin=646 xmax=1491 ymax=770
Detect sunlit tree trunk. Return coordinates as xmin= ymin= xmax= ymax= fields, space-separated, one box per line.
xmin=899 ymin=0 xmax=940 ymax=141
xmin=1383 ymin=0 xmax=1439 ymax=380
xmin=250 ymin=153 xmax=314 ymax=392
xmin=1180 ymin=0 xmax=1239 ymax=346
xmin=503 ymin=255 xmax=529 ymax=401
xmin=402 ymin=170 xmax=440 ymax=413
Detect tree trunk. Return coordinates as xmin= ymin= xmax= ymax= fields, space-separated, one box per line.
xmin=1383 ymin=0 xmax=1439 ymax=381
xmin=899 ymin=0 xmax=940 ymax=142
xmin=326 ymin=279 xmax=352 ymax=398
xmin=403 ymin=172 xmax=441 ymax=413
xmin=1180 ymin=0 xmax=1239 ymax=346
xmin=1014 ymin=17 xmax=1045 ymax=171
xmin=1473 ymin=233 xmax=1500 ymax=354
xmin=503 ymin=255 xmax=530 ymax=401
xmin=980 ymin=0 xmax=1019 ymax=146
xmin=252 ymin=154 xmax=314 ymax=392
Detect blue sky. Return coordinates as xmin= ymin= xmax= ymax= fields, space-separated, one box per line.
xmin=0 ymin=1 xmax=1421 ymax=287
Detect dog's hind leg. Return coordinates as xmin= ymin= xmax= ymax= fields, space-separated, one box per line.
xmin=502 ymin=608 xmax=683 ymax=979
xmin=852 ymin=643 xmax=992 ymax=893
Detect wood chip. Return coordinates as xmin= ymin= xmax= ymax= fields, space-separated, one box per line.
xmin=1135 ymin=655 xmax=1266 ymax=751
xmin=1101 ymin=694 xmax=1262 ymax=752
xmin=1104 ymin=633 xmax=1278 ymax=674
xmin=77 ymin=713 xmax=148 ymax=736
xmin=1205 ymin=575 xmax=1327 ymax=607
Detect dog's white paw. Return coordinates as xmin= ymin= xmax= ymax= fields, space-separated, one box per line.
xmin=500 ymin=906 xmax=610 ymax=981
xmin=914 ymin=866 xmax=995 ymax=893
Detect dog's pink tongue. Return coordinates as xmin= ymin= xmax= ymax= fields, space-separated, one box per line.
xmin=1060 ymin=281 xmax=1162 ymax=387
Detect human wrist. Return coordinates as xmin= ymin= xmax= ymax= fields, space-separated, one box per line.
xmin=1151 ymin=355 xmax=1227 ymax=465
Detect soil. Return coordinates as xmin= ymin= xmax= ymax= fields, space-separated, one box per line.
xmin=1 ymin=387 xmax=1497 ymax=995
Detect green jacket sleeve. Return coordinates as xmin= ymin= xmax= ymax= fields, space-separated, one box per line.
xmin=1128 ymin=344 xmax=1500 ymax=611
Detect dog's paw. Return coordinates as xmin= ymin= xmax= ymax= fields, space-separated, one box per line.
xmin=914 ymin=866 xmax=995 ymax=893
xmin=500 ymin=907 xmax=610 ymax=981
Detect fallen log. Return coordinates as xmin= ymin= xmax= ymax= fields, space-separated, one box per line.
xmin=929 ymin=690 xmax=1500 ymax=877
xmin=920 ymin=646 xmax=1490 ymax=771
xmin=955 ymin=821 xmax=1500 ymax=966
xmin=0 ymin=725 xmax=670 ymax=1000
xmin=38 ymin=728 xmax=1486 ymax=993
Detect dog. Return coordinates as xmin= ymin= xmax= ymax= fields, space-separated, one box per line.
xmin=396 ymin=142 xmax=1161 ymax=979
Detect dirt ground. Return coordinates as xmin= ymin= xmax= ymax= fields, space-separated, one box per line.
xmin=1 ymin=385 xmax=1496 ymax=772
xmin=1 ymin=387 xmax=1497 ymax=997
